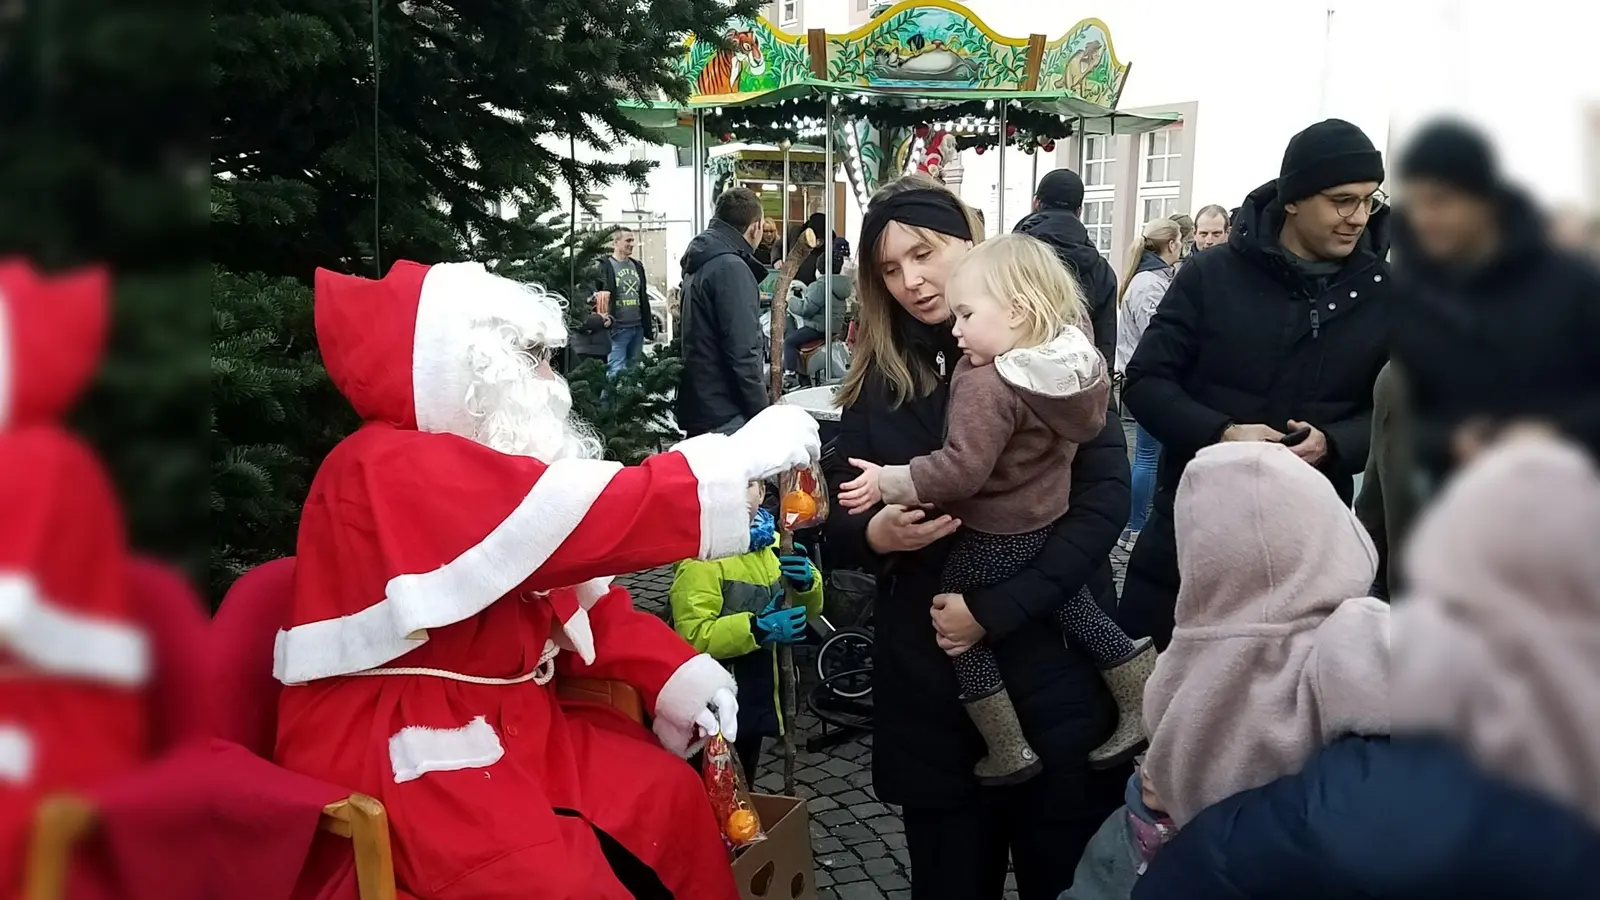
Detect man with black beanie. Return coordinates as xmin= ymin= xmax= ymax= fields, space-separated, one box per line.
xmin=1014 ymin=168 xmax=1119 ymax=362
xmin=1389 ymin=118 xmax=1600 ymax=486
xmin=1118 ymin=118 xmax=1392 ymax=648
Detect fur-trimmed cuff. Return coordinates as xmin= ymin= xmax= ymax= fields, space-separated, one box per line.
xmin=650 ymin=653 xmax=736 ymax=758
xmin=670 ymin=434 xmax=752 ymax=561
xmin=0 ymin=574 xmax=148 ymax=687
xmin=879 ymin=464 xmax=921 ymax=507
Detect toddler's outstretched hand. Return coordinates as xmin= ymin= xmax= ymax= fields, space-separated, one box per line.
xmin=839 ymin=459 xmax=884 ymax=514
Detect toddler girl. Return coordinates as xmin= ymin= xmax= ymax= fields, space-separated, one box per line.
xmin=840 ymin=233 xmax=1154 ymax=784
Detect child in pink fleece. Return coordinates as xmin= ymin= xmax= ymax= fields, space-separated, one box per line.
xmin=1140 ymin=441 xmax=1391 ymax=829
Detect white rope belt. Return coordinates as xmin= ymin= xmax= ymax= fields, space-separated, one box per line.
xmin=347 ymin=640 xmax=560 ymax=686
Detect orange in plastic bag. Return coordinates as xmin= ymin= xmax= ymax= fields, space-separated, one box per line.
xmin=701 ymin=733 xmax=767 ymax=852
xmin=780 ymin=462 xmax=829 ymax=531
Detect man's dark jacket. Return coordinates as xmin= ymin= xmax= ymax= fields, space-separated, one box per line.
xmin=1014 ymin=206 xmax=1118 ymax=363
xmin=592 ymin=255 xmax=655 ymax=341
xmin=1118 ymin=180 xmax=1391 ymax=648
xmin=676 ymin=219 xmax=770 ymax=436
xmin=1391 ymin=188 xmax=1600 ymax=482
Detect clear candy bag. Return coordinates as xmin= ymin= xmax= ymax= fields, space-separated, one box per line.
xmin=702 ymin=733 xmax=768 ymax=851
xmin=779 ymin=461 xmax=829 ymax=531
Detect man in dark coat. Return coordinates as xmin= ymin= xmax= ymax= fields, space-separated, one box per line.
xmin=1119 ymin=119 xmax=1391 ymax=649
xmin=1014 ymin=169 xmax=1119 ymax=362
xmin=1390 ymin=119 xmax=1600 ymax=484
xmin=676 ymin=187 xmax=771 ymax=437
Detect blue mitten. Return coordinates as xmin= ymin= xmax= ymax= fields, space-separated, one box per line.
xmin=752 ymin=598 xmax=808 ymax=644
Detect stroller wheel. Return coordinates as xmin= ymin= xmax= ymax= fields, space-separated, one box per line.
xmin=816 ymin=626 xmax=873 ymax=699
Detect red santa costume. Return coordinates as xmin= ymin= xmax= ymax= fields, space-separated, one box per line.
xmin=273 ymin=260 xmax=820 ymax=900
xmin=0 ymin=261 xmax=150 ymax=895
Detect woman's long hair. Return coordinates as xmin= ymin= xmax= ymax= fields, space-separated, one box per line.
xmin=1117 ymin=217 xmax=1180 ymax=305
xmin=835 ymin=174 xmax=985 ymax=410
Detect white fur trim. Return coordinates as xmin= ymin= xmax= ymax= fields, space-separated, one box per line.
xmin=995 ymin=325 xmax=1103 ymax=398
xmin=273 ymin=457 xmax=621 ymax=684
xmin=560 ymin=606 xmax=595 ymax=666
xmin=575 ymin=577 xmax=613 ymax=610
xmin=0 ymin=287 xmax=11 ymax=430
xmin=0 ymin=573 xmax=148 ymax=686
xmin=671 ymin=434 xmax=756 ymax=561
xmin=388 ymin=715 xmax=504 ymax=784
xmin=0 ymin=724 xmax=33 ymax=785
xmin=412 ymin=262 xmax=570 ymax=437
xmin=650 ymin=654 xmax=736 ymax=758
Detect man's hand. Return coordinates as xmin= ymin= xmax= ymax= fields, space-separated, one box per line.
xmin=931 ymin=592 xmax=986 ymax=657
xmin=1285 ymin=420 xmax=1328 ymax=466
xmin=839 ymin=459 xmax=885 ymax=513
xmin=1221 ymin=423 xmax=1286 ymax=443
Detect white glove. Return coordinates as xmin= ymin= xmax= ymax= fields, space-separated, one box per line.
xmin=726 ymin=405 xmax=822 ymax=483
xmin=692 ymin=687 xmax=740 ymax=744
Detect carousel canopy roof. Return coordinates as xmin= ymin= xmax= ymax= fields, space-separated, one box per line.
xmin=622 ymin=1 xmax=1177 ymax=145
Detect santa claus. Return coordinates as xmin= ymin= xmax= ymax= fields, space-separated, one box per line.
xmin=273 ymin=260 xmax=821 ymax=899
xmin=0 ymin=261 xmax=151 ymax=894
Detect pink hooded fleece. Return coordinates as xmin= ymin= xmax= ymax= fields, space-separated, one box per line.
xmin=1141 ymin=441 xmax=1391 ymax=828
xmin=1393 ymin=436 xmax=1600 ymax=828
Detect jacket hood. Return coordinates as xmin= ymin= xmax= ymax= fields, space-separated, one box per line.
xmin=1174 ymin=442 xmax=1378 ymax=629
xmin=806 ymin=274 xmax=852 ymax=304
xmin=1230 ymin=179 xmax=1393 ymax=269
xmin=682 ymin=220 xmax=767 ymax=280
xmin=1134 ymin=250 xmax=1171 ymax=276
xmin=1394 ymin=436 xmax=1600 ymax=826
xmin=994 ymin=325 xmax=1108 ymax=439
xmin=1014 ymin=207 xmax=1109 ymax=276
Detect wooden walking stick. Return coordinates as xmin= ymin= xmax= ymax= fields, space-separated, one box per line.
xmin=766 ymin=223 xmax=819 ymax=796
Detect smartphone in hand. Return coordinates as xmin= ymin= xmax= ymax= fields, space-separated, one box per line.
xmin=1279 ymin=426 xmax=1312 ymax=448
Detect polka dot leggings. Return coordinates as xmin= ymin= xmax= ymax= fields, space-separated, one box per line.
xmin=943 ymin=527 xmax=1137 ymax=700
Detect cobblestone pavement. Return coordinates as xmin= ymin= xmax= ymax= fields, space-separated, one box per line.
xmin=621 ymin=543 xmax=1130 ymax=900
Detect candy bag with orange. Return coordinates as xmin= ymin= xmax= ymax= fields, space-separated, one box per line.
xmin=779 ymin=461 xmax=829 ymax=531
xmin=701 ymin=732 xmax=767 ymax=851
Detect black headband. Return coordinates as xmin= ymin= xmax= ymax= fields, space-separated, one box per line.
xmin=859 ymin=189 xmax=973 ymax=263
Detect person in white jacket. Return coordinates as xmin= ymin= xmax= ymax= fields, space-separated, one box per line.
xmin=1116 ymin=218 xmax=1183 ymax=550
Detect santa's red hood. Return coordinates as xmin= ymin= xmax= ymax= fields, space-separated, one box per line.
xmin=0 ymin=259 xmax=108 ymax=430
xmin=314 ymin=261 xmax=570 ymax=431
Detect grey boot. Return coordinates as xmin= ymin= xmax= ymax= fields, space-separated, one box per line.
xmin=962 ymin=688 xmax=1044 ymax=786
xmin=1088 ymin=637 xmax=1157 ymax=769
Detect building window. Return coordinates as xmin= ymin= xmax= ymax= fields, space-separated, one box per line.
xmin=1141 ymin=196 xmax=1181 ymax=225
xmin=1082 ymin=198 xmax=1114 ymax=256
xmin=1142 ymin=129 xmax=1181 ymax=185
xmin=857 ymin=0 xmax=869 ymax=9
xmin=1083 ymin=134 xmax=1114 ymax=188
xmin=779 ymin=0 xmax=798 ymax=25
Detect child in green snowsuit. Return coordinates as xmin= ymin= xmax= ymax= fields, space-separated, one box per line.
xmin=670 ymin=481 xmax=824 ymax=780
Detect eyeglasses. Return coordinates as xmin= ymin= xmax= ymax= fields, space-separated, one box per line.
xmin=1319 ymin=188 xmax=1388 ymax=218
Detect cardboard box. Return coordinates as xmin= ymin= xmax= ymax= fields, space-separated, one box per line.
xmin=731 ymin=794 xmax=816 ymax=900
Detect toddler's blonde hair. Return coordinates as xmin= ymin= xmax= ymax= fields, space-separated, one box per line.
xmin=947 ymin=232 xmax=1087 ymax=349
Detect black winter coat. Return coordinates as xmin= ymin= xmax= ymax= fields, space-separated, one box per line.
xmin=1013 ymin=207 xmax=1119 ymax=364
xmin=822 ymin=324 xmax=1128 ymax=809
xmin=1135 ymin=736 xmax=1600 ymax=900
xmin=1391 ymin=189 xmax=1600 ymax=481
xmin=676 ymin=220 xmax=771 ymax=436
xmin=1117 ymin=180 xmax=1390 ymax=648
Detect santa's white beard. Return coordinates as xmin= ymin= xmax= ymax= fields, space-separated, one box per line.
xmin=463 ymin=323 xmax=603 ymax=463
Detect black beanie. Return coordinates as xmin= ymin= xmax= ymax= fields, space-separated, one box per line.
xmin=1036 ymin=168 xmax=1086 ymax=210
xmin=1397 ymin=119 xmax=1497 ymax=198
xmin=1277 ymin=119 xmax=1385 ymax=204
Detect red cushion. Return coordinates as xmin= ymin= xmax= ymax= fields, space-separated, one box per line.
xmin=210 ymin=558 xmax=297 ymax=756
xmin=125 ymin=557 xmax=209 ymax=752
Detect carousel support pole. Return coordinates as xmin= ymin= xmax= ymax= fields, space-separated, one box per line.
xmin=782 ymin=139 xmax=792 ymax=258
xmin=1031 ymin=143 xmax=1040 ymax=192
xmin=692 ymin=110 xmax=706 ymax=233
xmin=1077 ymin=116 xmax=1088 ymax=171
xmin=823 ymin=103 xmax=835 ymax=381
xmin=996 ymin=103 xmax=1008 ymax=235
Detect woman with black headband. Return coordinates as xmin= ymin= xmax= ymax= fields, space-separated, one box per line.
xmin=821 ymin=174 xmax=1131 ymax=899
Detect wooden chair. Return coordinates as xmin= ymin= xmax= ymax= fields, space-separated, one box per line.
xmin=24 ymin=792 xmax=397 ymax=900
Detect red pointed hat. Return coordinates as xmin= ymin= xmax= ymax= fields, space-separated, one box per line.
xmin=0 ymin=259 xmax=109 ymax=430
xmin=0 ymin=426 xmax=146 ymax=687
xmin=314 ymin=261 xmax=570 ymax=430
